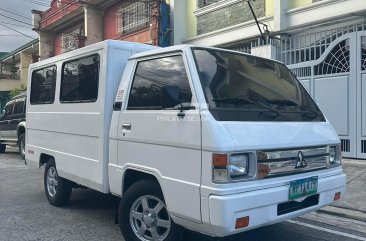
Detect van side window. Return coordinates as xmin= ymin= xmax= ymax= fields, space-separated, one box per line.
xmin=13 ymin=99 xmax=25 ymax=115
xmin=30 ymin=66 xmax=56 ymax=104
xmin=127 ymin=55 xmax=192 ymax=110
xmin=60 ymin=54 xmax=100 ymax=103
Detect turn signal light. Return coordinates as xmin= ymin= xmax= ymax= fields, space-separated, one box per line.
xmin=334 ymin=192 xmax=341 ymax=201
xmin=235 ymin=216 xmax=249 ymax=229
xmin=213 ymin=154 xmax=228 ymax=168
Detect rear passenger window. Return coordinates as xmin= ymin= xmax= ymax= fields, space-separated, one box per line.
xmin=60 ymin=55 xmax=100 ymax=103
xmin=13 ymin=99 xmax=25 ymax=115
xmin=30 ymin=66 xmax=56 ymax=104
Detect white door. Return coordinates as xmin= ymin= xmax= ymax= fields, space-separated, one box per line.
xmin=117 ymin=54 xmax=202 ymax=222
xmin=357 ymin=32 xmax=366 ymax=159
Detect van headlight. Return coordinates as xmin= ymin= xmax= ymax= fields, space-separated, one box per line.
xmin=229 ymin=154 xmax=248 ymax=177
xmin=328 ymin=144 xmax=341 ymax=167
xmin=212 ymin=153 xmax=255 ymax=183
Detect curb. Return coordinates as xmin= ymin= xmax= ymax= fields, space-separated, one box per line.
xmin=317 ymin=206 xmax=366 ymax=223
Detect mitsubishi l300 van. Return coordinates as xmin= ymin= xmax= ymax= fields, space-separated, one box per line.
xmin=26 ymin=41 xmax=346 ymax=241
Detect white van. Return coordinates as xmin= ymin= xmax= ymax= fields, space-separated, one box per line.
xmin=26 ymin=40 xmax=346 ymax=241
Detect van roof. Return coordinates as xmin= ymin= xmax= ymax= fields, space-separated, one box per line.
xmin=29 ymin=40 xmax=159 ymax=69
xmin=130 ymin=44 xmax=285 ymax=64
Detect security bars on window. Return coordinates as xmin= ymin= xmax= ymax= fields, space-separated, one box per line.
xmin=117 ymin=2 xmax=150 ymax=35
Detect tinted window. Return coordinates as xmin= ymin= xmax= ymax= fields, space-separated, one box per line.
xmin=192 ymin=48 xmax=325 ymax=122
xmin=4 ymin=101 xmax=14 ymax=117
xmin=30 ymin=66 xmax=56 ymax=104
xmin=127 ymin=55 xmax=192 ymax=110
xmin=61 ymin=55 xmax=99 ymax=103
xmin=13 ymin=99 xmax=25 ymax=115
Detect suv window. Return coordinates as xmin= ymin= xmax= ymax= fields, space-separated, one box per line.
xmin=30 ymin=66 xmax=56 ymax=104
xmin=4 ymin=101 xmax=14 ymax=117
xmin=60 ymin=54 xmax=100 ymax=103
xmin=13 ymin=99 xmax=25 ymax=115
xmin=127 ymin=55 xmax=192 ymax=110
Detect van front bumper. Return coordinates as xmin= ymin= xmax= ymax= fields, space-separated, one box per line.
xmin=208 ymin=173 xmax=346 ymax=237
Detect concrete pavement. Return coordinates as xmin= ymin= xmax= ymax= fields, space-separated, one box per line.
xmin=319 ymin=158 xmax=366 ymax=222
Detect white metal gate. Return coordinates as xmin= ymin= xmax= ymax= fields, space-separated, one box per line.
xmin=288 ymin=31 xmax=366 ymax=159
xmin=358 ymin=32 xmax=366 ymax=159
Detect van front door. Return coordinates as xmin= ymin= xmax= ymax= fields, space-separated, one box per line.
xmin=117 ymin=54 xmax=202 ymax=222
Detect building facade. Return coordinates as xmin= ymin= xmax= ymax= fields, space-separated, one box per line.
xmin=170 ymin=0 xmax=366 ymax=159
xmin=0 ymin=39 xmax=39 ymax=111
xmin=32 ymin=0 xmax=170 ymax=60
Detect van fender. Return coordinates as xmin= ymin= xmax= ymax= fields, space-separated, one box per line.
xmin=121 ymin=164 xmax=165 ymax=194
xmin=120 ymin=165 xmax=173 ymax=210
xmin=17 ymin=121 xmax=26 ymax=137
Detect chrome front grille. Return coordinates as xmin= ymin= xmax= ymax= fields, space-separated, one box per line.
xmin=257 ymin=147 xmax=329 ymax=178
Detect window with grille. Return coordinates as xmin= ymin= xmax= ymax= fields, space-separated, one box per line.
xmin=61 ymin=26 xmax=84 ymax=53
xmin=117 ymin=2 xmax=150 ymax=35
xmin=62 ymin=34 xmax=77 ymax=53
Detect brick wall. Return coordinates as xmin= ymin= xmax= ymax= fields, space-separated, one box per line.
xmin=103 ymin=1 xmax=160 ymax=45
xmin=197 ymin=0 xmax=265 ymax=35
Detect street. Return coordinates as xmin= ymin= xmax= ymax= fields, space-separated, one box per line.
xmin=1 ymin=150 xmax=366 ymax=241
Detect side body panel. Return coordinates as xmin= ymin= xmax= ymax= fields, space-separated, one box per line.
xmin=26 ymin=41 xmax=156 ymax=193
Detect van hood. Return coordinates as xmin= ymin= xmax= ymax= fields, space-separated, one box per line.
xmin=201 ymin=111 xmax=340 ymax=152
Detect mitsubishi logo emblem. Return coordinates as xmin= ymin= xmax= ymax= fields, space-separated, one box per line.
xmin=295 ymin=151 xmax=308 ymax=169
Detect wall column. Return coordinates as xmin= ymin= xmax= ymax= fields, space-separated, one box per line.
xmin=84 ymin=6 xmax=103 ymax=46
xmin=273 ymin=0 xmax=287 ymax=32
xmin=20 ymin=52 xmax=32 ymax=86
xmin=39 ymin=31 xmax=54 ymax=60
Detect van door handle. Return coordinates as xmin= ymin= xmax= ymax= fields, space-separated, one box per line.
xmin=122 ymin=123 xmax=132 ymax=131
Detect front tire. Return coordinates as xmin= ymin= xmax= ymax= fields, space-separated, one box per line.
xmin=119 ymin=179 xmax=183 ymax=241
xmin=44 ymin=159 xmax=72 ymax=206
xmin=18 ymin=133 xmax=25 ymax=159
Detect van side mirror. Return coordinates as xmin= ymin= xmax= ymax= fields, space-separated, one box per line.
xmin=161 ymin=85 xmax=180 ymax=109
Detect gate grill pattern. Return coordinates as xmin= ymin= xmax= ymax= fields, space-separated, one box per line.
xmin=280 ymin=22 xmax=366 ymax=65
xmin=341 ymin=139 xmax=350 ymax=153
xmin=362 ymin=140 xmax=366 ymax=154
xmin=362 ymin=36 xmax=366 ymax=71
xmin=314 ymin=40 xmax=350 ymax=75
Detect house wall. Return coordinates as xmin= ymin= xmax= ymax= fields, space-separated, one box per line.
xmin=266 ymin=0 xmax=313 ymax=15
xmin=103 ymin=1 xmax=160 ymax=45
xmin=196 ymin=0 xmax=266 ymax=35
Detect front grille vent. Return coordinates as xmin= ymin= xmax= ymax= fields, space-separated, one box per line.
xmin=257 ymin=147 xmax=329 ymax=178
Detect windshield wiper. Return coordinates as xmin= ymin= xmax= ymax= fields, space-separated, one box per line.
xmin=212 ymin=97 xmax=254 ymax=105
xmin=267 ymin=99 xmax=319 ymax=119
xmin=266 ymin=99 xmax=297 ymax=106
xmin=212 ymin=97 xmax=280 ymax=117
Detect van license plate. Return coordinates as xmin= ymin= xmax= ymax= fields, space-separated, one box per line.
xmin=289 ymin=176 xmax=318 ymax=200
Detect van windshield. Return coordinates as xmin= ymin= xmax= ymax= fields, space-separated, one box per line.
xmin=192 ymin=48 xmax=325 ymax=122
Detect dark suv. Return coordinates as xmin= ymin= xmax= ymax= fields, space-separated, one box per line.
xmin=0 ymin=92 xmax=26 ymax=159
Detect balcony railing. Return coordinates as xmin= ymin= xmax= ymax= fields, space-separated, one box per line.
xmin=197 ymin=0 xmax=221 ymax=8
xmin=0 ymin=73 xmax=20 ymax=80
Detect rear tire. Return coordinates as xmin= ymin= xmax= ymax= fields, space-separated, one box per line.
xmin=44 ymin=158 xmax=72 ymax=206
xmin=119 ymin=179 xmax=184 ymax=241
xmin=0 ymin=144 xmax=5 ymax=153
xmin=18 ymin=133 xmax=25 ymax=159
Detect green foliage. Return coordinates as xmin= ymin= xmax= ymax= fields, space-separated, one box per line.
xmin=9 ymin=84 xmax=27 ymax=98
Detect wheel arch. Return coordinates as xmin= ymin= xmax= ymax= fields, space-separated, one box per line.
xmin=122 ymin=168 xmax=163 ymax=196
xmin=39 ymin=153 xmax=54 ymax=167
xmin=17 ymin=122 xmax=26 ymax=141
